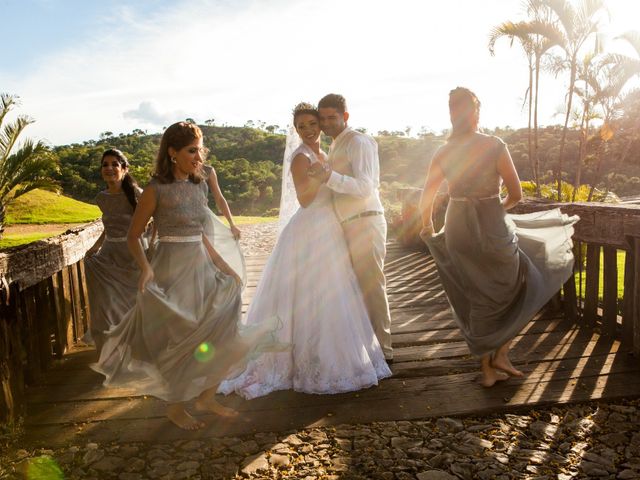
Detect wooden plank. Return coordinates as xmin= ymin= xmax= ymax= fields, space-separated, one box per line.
xmin=623 ymin=242 xmax=635 ymax=346
xmin=562 ymin=271 xmax=578 ymax=325
xmin=20 ymin=286 xmax=42 ymax=384
xmin=69 ymin=263 xmax=85 ymax=342
xmin=35 ymin=280 xmax=53 ymax=371
xmin=23 ymin=366 xmax=640 ymax=446
xmin=602 ymin=246 xmax=619 ymax=336
xmin=0 ymin=284 xmax=24 ymax=423
xmin=25 ymin=349 xmax=638 ymax=426
xmin=77 ymin=260 xmax=91 ymax=335
xmin=29 ymin=322 xmax=595 ymax=395
xmin=583 ymin=244 xmax=601 ymax=328
xmin=392 ymin=316 xmax=569 ymax=346
xmin=634 ymin=238 xmax=640 ymax=356
xmin=48 ymin=274 xmax=67 ymax=357
xmin=60 ymin=269 xmax=75 ymax=349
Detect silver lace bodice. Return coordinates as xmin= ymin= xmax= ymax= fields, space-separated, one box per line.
xmin=96 ymin=190 xmax=140 ymax=238
xmin=150 ymin=178 xmax=209 ymax=237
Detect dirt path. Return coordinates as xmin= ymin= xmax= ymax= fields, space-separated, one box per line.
xmin=3 ymin=223 xmax=89 ymax=236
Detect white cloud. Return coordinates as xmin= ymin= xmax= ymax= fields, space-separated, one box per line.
xmin=123 ymin=101 xmax=188 ymax=127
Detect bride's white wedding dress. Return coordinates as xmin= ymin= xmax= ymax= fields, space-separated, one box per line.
xmin=219 ymin=144 xmax=391 ymax=399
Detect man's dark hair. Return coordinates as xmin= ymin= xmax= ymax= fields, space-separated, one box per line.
xmin=318 ymin=94 xmax=347 ymax=114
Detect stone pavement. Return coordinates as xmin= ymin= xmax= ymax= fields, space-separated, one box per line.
xmin=3 ymin=399 xmax=640 ymax=479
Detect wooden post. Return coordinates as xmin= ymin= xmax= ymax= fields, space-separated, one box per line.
xmin=60 ymin=268 xmax=75 ymax=347
xmin=69 ymin=265 xmax=85 ymax=342
xmin=77 ymin=260 xmax=91 ymax=335
xmin=583 ymin=244 xmax=601 ymax=328
xmin=563 ymin=275 xmax=578 ymax=325
xmin=35 ymin=280 xmax=53 ymax=370
xmin=623 ymin=245 xmax=635 ymax=347
xmin=0 ymin=285 xmax=24 ymax=424
xmin=634 ymin=238 xmax=640 ymax=356
xmin=48 ymin=274 xmax=67 ymax=357
xmin=602 ymin=246 xmax=619 ymax=337
xmin=19 ymin=286 xmax=42 ymax=384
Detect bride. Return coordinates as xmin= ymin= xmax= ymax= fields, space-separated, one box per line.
xmin=219 ymin=103 xmax=391 ymax=399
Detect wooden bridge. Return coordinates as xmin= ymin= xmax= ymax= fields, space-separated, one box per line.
xmin=1 ymin=201 xmax=640 ymax=446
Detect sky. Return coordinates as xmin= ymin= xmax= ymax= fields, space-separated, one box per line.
xmin=1 ymin=0 xmax=639 ymax=146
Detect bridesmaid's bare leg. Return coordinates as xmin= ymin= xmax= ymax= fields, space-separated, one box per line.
xmin=491 ymin=340 xmax=524 ymax=377
xmin=479 ymin=354 xmax=509 ymax=387
xmin=167 ymin=403 xmax=205 ymax=430
xmin=194 ymin=385 xmax=238 ymax=418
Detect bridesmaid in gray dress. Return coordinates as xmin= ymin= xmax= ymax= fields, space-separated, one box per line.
xmin=419 ymin=87 xmax=578 ymax=387
xmin=85 ymin=149 xmax=141 ymax=353
xmin=92 ymin=122 xmax=278 ymax=430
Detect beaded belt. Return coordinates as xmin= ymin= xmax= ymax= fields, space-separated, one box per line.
xmin=341 ymin=210 xmax=384 ymax=225
xmin=105 ymin=236 xmax=127 ymax=242
xmin=450 ymin=194 xmax=501 ymax=201
xmin=159 ymin=235 xmax=202 ymax=243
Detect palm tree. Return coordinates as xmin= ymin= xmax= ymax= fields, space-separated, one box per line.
xmin=599 ymin=31 xmax=640 ymax=197
xmin=571 ymin=46 xmax=602 ymax=200
xmin=581 ymin=58 xmax=627 ymax=200
xmin=537 ymin=0 xmax=606 ymax=200
xmin=607 ymin=31 xmax=640 ymax=87
xmin=489 ymin=21 xmax=537 ymax=193
xmin=0 ymin=94 xmax=59 ymax=238
xmin=489 ymin=3 xmax=562 ymax=197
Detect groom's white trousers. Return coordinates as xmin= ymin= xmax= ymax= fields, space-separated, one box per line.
xmin=342 ymin=214 xmax=393 ymax=359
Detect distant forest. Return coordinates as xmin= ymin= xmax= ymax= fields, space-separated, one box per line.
xmin=54 ymin=103 xmax=640 ymax=216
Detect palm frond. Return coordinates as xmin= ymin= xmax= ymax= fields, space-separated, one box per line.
xmin=0 ymin=140 xmax=58 ymax=203
xmin=616 ymin=31 xmax=640 ymax=58
xmin=0 ymin=115 xmax=32 ymax=163
xmin=0 ymin=94 xmax=18 ymax=127
xmin=488 ymin=21 xmax=534 ymax=55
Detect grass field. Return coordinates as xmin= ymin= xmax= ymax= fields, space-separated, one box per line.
xmin=5 ymin=189 xmax=100 ymax=224
xmin=574 ymin=250 xmax=626 ymax=303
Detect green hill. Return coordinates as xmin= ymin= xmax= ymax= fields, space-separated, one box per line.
xmin=5 ymin=189 xmax=100 ymax=224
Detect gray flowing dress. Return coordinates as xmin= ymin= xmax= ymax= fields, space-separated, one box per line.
xmin=425 ymin=134 xmax=578 ymax=357
xmin=91 ymin=178 xmax=275 ymax=402
xmin=85 ymin=190 xmax=141 ymax=352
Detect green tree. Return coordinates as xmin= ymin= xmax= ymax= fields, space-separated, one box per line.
xmin=0 ymin=94 xmax=59 ymax=236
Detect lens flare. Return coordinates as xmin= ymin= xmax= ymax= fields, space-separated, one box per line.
xmin=27 ymin=456 xmax=64 ymax=479
xmin=194 ymin=342 xmax=215 ymax=362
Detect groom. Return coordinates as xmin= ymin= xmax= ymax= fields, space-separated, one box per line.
xmin=309 ymin=93 xmax=393 ymax=362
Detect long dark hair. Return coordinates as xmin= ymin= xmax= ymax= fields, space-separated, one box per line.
xmin=101 ymin=148 xmax=139 ymax=208
xmin=448 ymin=87 xmax=481 ymax=140
xmin=153 ymin=122 xmax=204 ymax=184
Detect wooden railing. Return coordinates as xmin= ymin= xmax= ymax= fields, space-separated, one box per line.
xmin=398 ymin=190 xmax=640 ymax=355
xmin=513 ymin=201 xmax=640 ymax=355
xmin=0 ymin=221 xmax=102 ymax=425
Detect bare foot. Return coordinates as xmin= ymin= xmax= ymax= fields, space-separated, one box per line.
xmin=194 ymin=398 xmax=239 ymax=418
xmin=479 ymin=368 xmax=509 ymax=388
xmin=491 ymin=355 xmax=525 ymax=377
xmin=167 ymin=404 xmax=204 ymax=430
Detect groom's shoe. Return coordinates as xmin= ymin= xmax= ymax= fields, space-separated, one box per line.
xmin=385 ymin=357 xmax=394 ymax=365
